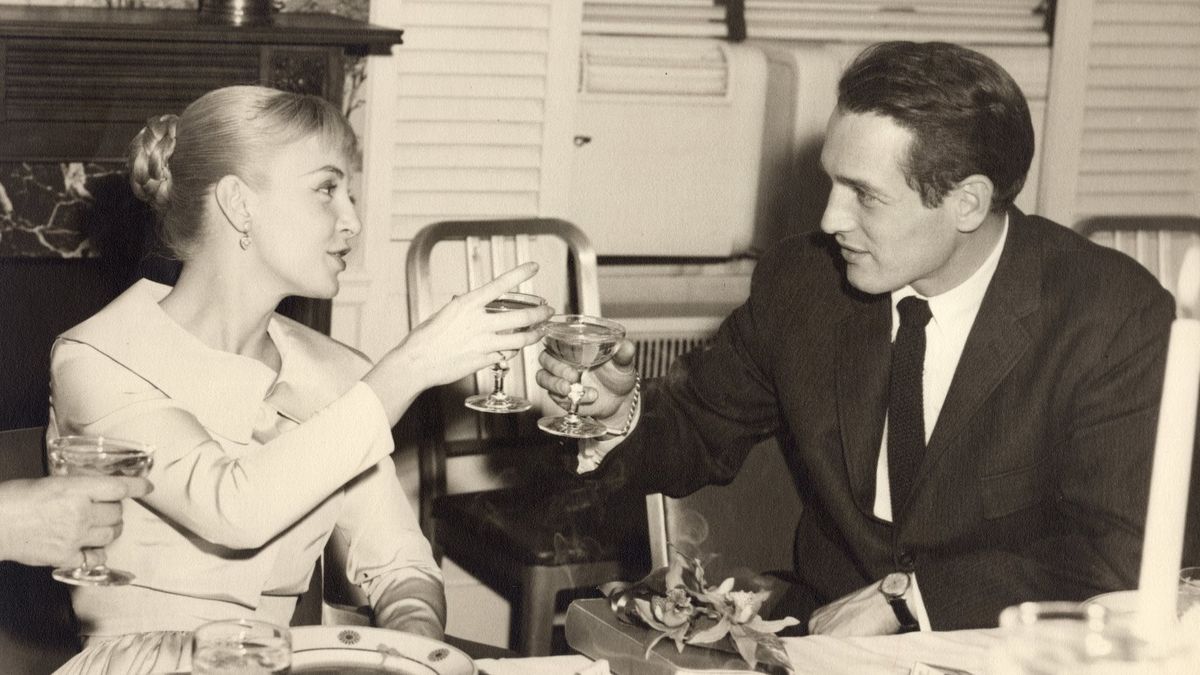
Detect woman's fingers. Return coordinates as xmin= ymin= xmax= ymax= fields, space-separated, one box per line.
xmin=80 ymin=523 xmax=122 ymax=549
xmin=465 ymin=262 xmax=540 ymax=304
xmin=487 ymin=304 xmax=553 ymax=335
xmin=87 ymin=501 xmax=123 ymax=528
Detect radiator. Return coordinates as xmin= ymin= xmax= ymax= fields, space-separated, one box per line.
xmin=619 ymin=315 xmax=723 ymax=378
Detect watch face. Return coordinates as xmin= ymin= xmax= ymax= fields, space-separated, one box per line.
xmin=881 ymin=572 xmax=909 ymax=596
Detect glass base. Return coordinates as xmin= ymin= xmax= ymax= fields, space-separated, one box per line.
xmin=465 ymin=393 xmax=532 ymax=414
xmin=538 ymin=414 xmax=609 ymax=439
xmin=52 ymin=564 xmax=135 ymax=586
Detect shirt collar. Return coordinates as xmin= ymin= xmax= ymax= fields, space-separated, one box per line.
xmin=891 ymin=215 xmax=1009 ymax=335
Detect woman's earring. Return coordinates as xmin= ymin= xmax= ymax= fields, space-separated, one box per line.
xmin=239 ymin=233 xmax=252 ymax=250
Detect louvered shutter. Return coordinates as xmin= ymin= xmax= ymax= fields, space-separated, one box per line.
xmin=365 ymin=0 xmax=582 ymax=241
xmin=582 ymin=0 xmax=729 ymax=38
xmin=743 ymin=0 xmax=1049 ymax=44
xmin=342 ymin=0 xmax=581 ymax=361
xmin=1073 ymin=0 xmax=1200 ymax=221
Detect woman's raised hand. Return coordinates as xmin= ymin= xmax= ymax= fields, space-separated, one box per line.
xmin=364 ymin=262 xmax=554 ymax=425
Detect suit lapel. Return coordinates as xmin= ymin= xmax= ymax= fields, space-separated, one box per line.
xmin=837 ymin=294 xmax=893 ymax=517
xmin=916 ymin=210 xmax=1041 ymax=491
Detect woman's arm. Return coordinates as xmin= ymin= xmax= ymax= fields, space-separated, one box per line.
xmin=333 ymin=456 xmax=446 ymax=638
xmin=51 ymin=341 xmax=395 ymax=549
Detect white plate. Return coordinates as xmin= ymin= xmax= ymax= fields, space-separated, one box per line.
xmin=289 ymin=626 xmax=476 ymax=675
xmin=1083 ymin=589 xmax=1139 ymax=617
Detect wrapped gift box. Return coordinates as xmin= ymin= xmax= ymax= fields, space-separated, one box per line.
xmin=565 ymin=599 xmax=785 ymax=675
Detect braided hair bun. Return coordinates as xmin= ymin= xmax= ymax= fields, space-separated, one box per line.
xmin=127 ymin=114 xmax=179 ymax=213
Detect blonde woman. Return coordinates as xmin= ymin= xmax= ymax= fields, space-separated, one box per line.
xmin=48 ymin=85 xmax=550 ymax=673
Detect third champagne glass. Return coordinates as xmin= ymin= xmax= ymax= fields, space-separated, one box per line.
xmin=465 ymin=291 xmax=547 ymax=413
xmin=537 ymin=314 xmax=626 ymax=438
xmin=47 ymin=435 xmax=154 ymax=586
xmin=192 ymin=618 xmax=291 ymax=674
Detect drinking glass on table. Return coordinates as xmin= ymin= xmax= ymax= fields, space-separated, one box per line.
xmin=465 ymin=291 xmax=548 ymax=413
xmin=192 ymin=618 xmax=291 ymax=675
xmin=1178 ymin=567 xmax=1200 ymax=629
xmin=991 ymin=601 xmax=1199 ymax=674
xmin=537 ymin=314 xmax=626 ymax=439
xmin=47 ymin=435 xmax=153 ymax=586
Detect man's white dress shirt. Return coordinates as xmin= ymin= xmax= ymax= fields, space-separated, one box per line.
xmin=875 ymin=217 xmax=1009 ymax=629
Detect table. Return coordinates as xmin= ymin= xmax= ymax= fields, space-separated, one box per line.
xmin=476 ymin=629 xmax=1003 ymax=674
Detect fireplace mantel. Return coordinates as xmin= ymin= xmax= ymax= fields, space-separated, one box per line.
xmin=0 ymin=7 xmax=402 ymax=399
xmin=0 ymin=6 xmax=404 ymax=161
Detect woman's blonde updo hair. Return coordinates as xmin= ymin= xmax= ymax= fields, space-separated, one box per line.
xmin=127 ymin=85 xmax=358 ymax=259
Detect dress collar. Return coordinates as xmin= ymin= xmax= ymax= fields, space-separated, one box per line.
xmin=61 ymin=279 xmax=281 ymax=443
xmin=61 ymin=279 xmax=374 ymax=442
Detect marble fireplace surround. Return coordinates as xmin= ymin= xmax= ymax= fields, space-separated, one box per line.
xmin=0 ymin=1 xmax=388 ymax=259
xmin=0 ymin=4 xmax=396 ymax=430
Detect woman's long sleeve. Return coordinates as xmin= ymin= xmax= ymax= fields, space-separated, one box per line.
xmin=50 ymin=340 xmax=394 ymax=549
xmin=335 ymin=457 xmax=446 ymax=636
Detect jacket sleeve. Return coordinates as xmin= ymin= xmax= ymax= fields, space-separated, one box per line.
xmin=588 ymin=249 xmax=791 ymax=499
xmin=49 ymin=340 xmax=395 ymax=549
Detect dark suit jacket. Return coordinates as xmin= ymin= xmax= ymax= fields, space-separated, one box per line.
xmin=595 ymin=209 xmax=1175 ymax=630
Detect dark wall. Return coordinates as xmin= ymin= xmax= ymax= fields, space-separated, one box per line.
xmin=0 ymin=168 xmax=170 ymax=431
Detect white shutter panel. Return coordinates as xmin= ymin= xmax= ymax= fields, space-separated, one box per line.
xmin=1073 ymin=0 xmax=1200 ymax=220
xmin=744 ymin=0 xmax=1049 ymax=44
xmin=346 ymin=1 xmax=581 ymax=361
xmin=582 ymin=0 xmax=728 ymax=38
xmin=369 ymin=0 xmax=583 ymax=241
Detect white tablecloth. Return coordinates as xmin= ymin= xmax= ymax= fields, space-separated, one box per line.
xmin=477 ymin=629 xmax=1003 ymax=675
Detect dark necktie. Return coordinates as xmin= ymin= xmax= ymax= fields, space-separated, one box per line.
xmin=888 ymin=296 xmax=932 ymax=518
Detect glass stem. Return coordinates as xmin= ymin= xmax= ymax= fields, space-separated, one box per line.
xmin=490 ymin=363 xmax=509 ymax=401
xmin=566 ymin=377 xmax=585 ymax=423
xmin=81 ymin=549 xmax=105 ymax=576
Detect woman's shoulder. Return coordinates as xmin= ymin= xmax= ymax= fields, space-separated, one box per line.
xmin=270 ymin=313 xmax=373 ymax=379
xmin=59 ymin=279 xmax=164 ymax=346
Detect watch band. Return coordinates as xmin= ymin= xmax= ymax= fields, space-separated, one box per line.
xmin=880 ymin=572 xmax=920 ymax=633
xmin=887 ymin=595 xmax=920 ymax=633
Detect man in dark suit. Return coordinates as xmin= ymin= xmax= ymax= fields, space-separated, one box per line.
xmin=536 ymin=41 xmax=1175 ymax=635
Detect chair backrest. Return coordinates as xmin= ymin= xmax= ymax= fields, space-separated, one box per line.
xmin=645 ymin=435 xmax=803 ymax=579
xmin=407 ymin=217 xmax=601 ymax=417
xmin=0 ymin=426 xmax=82 ymax=674
xmin=404 ymin=217 xmax=602 ymax=533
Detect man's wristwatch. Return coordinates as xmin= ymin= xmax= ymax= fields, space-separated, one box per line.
xmin=880 ymin=572 xmax=920 ymax=633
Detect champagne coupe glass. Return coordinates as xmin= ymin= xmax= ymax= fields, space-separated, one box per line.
xmin=465 ymin=291 xmax=548 ymax=413
xmin=192 ymin=618 xmax=291 ymax=675
xmin=537 ymin=314 xmax=626 ymax=438
xmin=47 ymin=435 xmax=154 ymax=586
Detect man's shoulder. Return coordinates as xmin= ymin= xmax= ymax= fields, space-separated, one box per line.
xmin=756 ymin=232 xmax=845 ymax=288
xmin=1020 ymin=213 xmax=1169 ymax=301
xmin=752 ymin=231 xmax=870 ymax=311
xmin=1010 ymin=213 xmax=1173 ymax=330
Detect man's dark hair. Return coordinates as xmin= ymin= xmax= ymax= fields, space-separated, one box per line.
xmin=837 ymin=41 xmax=1034 ymax=212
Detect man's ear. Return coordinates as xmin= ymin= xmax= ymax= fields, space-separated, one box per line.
xmin=951 ymin=174 xmax=994 ymax=234
xmin=214 ymin=174 xmax=254 ymax=234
